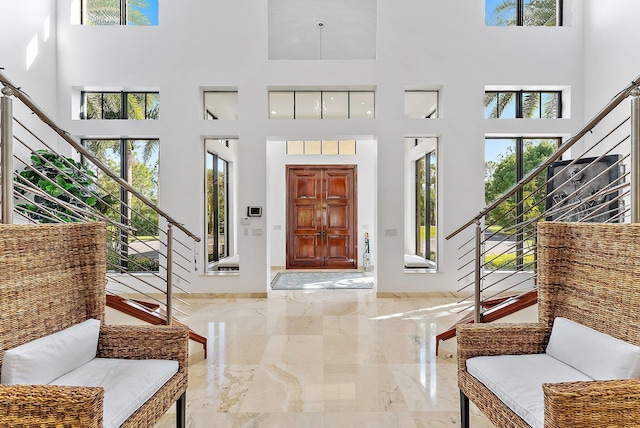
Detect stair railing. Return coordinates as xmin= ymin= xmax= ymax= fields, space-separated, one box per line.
xmin=446 ymin=75 xmax=640 ymax=324
xmin=0 ymin=70 xmax=201 ymax=325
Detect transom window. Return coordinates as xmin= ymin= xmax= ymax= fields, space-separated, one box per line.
xmin=269 ymin=91 xmax=375 ymax=119
xmin=485 ymin=0 xmax=562 ymax=26
xmin=203 ymin=91 xmax=238 ymax=120
xmin=484 ymin=91 xmax=561 ymax=119
xmin=77 ymin=0 xmax=159 ymax=26
xmin=405 ymin=91 xmax=439 ymax=119
xmin=286 ymin=140 xmax=357 ymax=155
xmin=82 ymin=91 xmax=159 ymax=120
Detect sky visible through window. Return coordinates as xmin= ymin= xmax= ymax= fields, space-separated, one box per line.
xmin=129 ymin=0 xmax=158 ymax=25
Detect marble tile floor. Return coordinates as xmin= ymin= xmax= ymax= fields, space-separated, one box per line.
xmin=155 ymin=289 xmax=495 ymax=427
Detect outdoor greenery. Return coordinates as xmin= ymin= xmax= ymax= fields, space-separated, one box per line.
xmin=85 ymin=0 xmax=153 ymax=25
xmin=485 ymin=139 xmax=556 ymax=228
xmin=485 ymin=253 xmax=535 ymax=270
xmin=15 ymin=150 xmax=114 ymax=223
xmin=489 ymin=0 xmax=558 ymax=26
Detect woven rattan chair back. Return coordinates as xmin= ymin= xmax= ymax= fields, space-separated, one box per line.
xmin=0 ymin=222 xmax=106 ymax=369
xmin=537 ymin=221 xmax=640 ymax=346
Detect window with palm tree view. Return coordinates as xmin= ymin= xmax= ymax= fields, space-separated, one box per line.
xmin=484 ymin=90 xmax=561 ymax=119
xmin=77 ymin=0 xmax=159 ymax=26
xmin=485 ymin=0 xmax=561 ymax=26
xmin=83 ymin=139 xmax=160 ymax=272
xmin=82 ymin=91 xmax=159 ymax=120
xmin=484 ymin=137 xmax=559 ymax=270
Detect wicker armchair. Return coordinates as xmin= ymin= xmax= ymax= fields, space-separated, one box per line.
xmin=0 ymin=222 xmax=188 ymax=427
xmin=458 ymin=222 xmax=640 ymax=427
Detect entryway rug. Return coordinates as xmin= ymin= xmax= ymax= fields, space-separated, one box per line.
xmin=271 ymin=271 xmax=373 ymax=290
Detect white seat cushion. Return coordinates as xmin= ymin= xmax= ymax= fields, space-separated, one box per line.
xmin=404 ymin=254 xmax=435 ymax=269
xmin=546 ymin=317 xmax=640 ymax=380
xmin=50 ymin=358 xmax=179 ymax=428
xmin=1 ymin=319 xmax=100 ymax=385
xmin=466 ymin=353 xmax=592 ymax=428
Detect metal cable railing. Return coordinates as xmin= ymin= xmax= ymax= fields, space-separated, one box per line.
xmin=0 ymin=70 xmax=201 ymax=324
xmin=446 ymin=75 xmax=640 ymax=323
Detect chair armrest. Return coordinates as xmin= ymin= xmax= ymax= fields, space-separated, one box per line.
xmin=457 ymin=323 xmax=549 ymax=372
xmin=0 ymin=384 xmax=103 ymax=427
xmin=97 ymin=324 xmax=189 ymax=371
xmin=543 ymin=380 xmax=640 ymax=427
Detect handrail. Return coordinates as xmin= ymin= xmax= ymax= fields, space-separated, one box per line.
xmin=0 ymin=69 xmax=200 ymax=242
xmin=446 ymin=73 xmax=640 ymax=240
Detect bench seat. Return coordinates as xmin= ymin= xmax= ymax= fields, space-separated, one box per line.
xmin=50 ymin=358 xmax=178 ymax=428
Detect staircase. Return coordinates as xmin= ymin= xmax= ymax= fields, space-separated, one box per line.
xmin=0 ymin=70 xmax=207 ymax=357
xmin=439 ymin=75 xmax=640 ymax=352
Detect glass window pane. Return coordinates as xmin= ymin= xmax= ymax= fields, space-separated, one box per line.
xmin=102 ymin=93 xmax=122 ymax=119
xmin=524 ymin=0 xmax=557 ymax=26
xmin=269 ymin=92 xmax=294 ymax=119
xmin=145 ymin=93 xmax=159 ymax=119
xmin=204 ymin=92 xmax=238 ymax=120
xmin=349 ymin=92 xmax=375 ymax=118
xmin=216 ymin=157 xmax=228 ymax=259
xmin=305 ymin=140 xmax=321 ymax=154
xmin=485 ymin=138 xmax=517 ymax=205
xmin=85 ymin=0 xmax=120 ymax=25
xmin=484 ymin=92 xmax=498 ymax=119
xmin=206 ymin=152 xmax=215 ymax=264
xmin=522 ymin=92 xmax=542 ymax=118
xmin=322 ymin=92 xmax=348 ymax=119
xmin=486 ymin=0 xmax=516 ymax=26
xmin=541 ymin=92 xmax=560 ymax=118
xmin=295 ymin=92 xmax=322 ymax=119
xmin=339 ymin=140 xmax=356 ymax=154
xmin=497 ymin=92 xmax=516 ymax=118
xmin=85 ymin=93 xmax=103 ymax=119
xmin=322 ymin=140 xmax=339 ymax=154
xmin=127 ymin=93 xmax=147 ymax=120
xmin=405 ymin=91 xmax=438 ymax=119
xmin=287 ymin=140 xmax=304 ymax=155
xmin=127 ymin=0 xmax=158 ymax=26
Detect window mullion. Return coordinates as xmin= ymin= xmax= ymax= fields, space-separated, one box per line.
xmin=121 ymin=0 xmax=127 ymax=25
xmin=517 ymin=0 xmax=524 ymax=26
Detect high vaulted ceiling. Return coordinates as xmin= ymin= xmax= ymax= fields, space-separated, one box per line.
xmin=268 ymin=0 xmax=377 ymax=60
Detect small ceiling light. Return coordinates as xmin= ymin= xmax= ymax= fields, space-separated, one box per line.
xmin=271 ymin=110 xmax=277 ymax=115
xmin=317 ymin=22 xmax=324 ymax=28
xmin=366 ymin=110 xmax=373 ymax=115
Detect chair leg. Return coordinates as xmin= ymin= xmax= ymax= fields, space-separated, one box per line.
xmin=460 ymin=390 xmax=470 ymax=428
xmin=176 ymin=392 xmax=186 ymax=428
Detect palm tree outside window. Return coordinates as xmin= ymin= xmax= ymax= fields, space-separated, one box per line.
xmin=82 ymin=139 xmax=160 ymax=272
xmin=80 ymin=0 xmax=159 ymax=25
xmin=486 ymin=0 xmax=562 ymax=26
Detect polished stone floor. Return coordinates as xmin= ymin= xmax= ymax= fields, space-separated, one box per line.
xmin=155 ymin=289 xmax=494 ymax=427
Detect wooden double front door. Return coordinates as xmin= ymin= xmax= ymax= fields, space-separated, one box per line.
xmin=287 ymin=165 xmax=357 ymax=269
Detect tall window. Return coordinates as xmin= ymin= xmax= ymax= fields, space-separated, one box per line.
xmin=82 ymin=91 xmax=159 ymax=120
xmin=206 ymin=152 xmax=229 ymax=265
xmin=269 ymin=91 xmax=375 ymax=119
xmin=484 ymin=137 xmax=559 ymax=270
xmin=83 ymin=139 xmax=160 ymax=272
xmin=416 ymin=150 xmax=437 ymax=262
xmin=484 ymin=91 xmax=561 ymax=119
xmin=486 ymin=0 xmax=561 ymax=26
xmin=79 ymin=0 xmax=159 ymax=25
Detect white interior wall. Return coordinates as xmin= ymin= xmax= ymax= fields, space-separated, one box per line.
xmin=1 ymin=0 xmax=606 ymax=294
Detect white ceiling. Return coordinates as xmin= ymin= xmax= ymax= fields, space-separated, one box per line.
xmin=268 ymin=0 xmax=377 ymax=60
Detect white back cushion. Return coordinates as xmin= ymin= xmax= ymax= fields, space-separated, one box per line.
xmin=1 ymin=318 xmax=100 ymax=385
xmin=546 ymin=317 xmax=640 ymax=380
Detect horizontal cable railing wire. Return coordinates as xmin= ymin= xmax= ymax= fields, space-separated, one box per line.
xmin=447 ymin=75 xmax=640 ymax=320
xmin=0 ymin=70 xmax=201 ymax=324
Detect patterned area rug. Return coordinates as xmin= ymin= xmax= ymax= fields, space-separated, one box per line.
xmin=271 ymin=271 xmax=373 ymax=290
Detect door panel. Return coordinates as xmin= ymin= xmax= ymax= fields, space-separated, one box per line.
xmin=287 ymin=165 xmax=357 ymax=269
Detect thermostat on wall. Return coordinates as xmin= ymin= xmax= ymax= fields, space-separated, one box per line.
xmin=247 ymin=206 xmax=262 ymax=217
